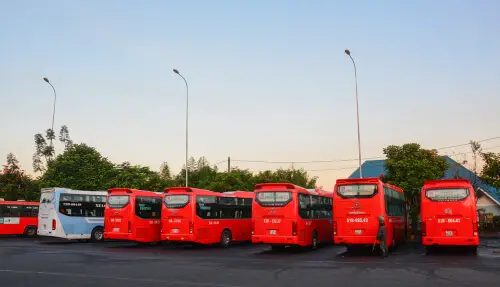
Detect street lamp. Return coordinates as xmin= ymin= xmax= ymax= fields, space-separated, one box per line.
xmin=173 ymin=68 xmax=189 ymax=187
xmin=344 ymin=49 xmax=363 ymax=178
xmin=43 ymin=77 xmax=57 ymax=148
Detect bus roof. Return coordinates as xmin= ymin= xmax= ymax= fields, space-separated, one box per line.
xmin=0 ymin=201 xmax=39 ymax=206
xmin=254 ymin=183 xmax=305 ymax=191
xmin=164 ymin=187 xmax=217 ymax=195
xmin=422 ymin=179 xmax=472 ymax=189
xmin=41 ymin=188 xmax=107 ymax=195
xmin=221 ymin=191 xmax=254 ymax=199
xmin=108 ymin=188 xmax=161 ymax=197
xmin=335 ymin=177 xmax=403 ymax=193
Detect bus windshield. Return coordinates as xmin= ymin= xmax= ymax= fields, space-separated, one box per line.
xmin=337 ymin=184 xmax=377 ymax=198
xmin=107 ymin=195 xmax=130 ymax=208
xmin=40 ymin=192 xmax=54 ymax=203
xmin=164 ymin=194 xmax=190 ymax=208
xmin=425 ymin=188 xmax=469 ymax=201
xmin=256 ymin=191 xmax=291 ymax=206
xmin=135 ymin=197 xmax=161 ymax=219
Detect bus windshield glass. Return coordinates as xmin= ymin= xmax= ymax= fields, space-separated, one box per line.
xmin=135 ymin=197 xmax=161 ymax=219
xmin=256 ymin=192 xmax=291 ymax=206
xmin=337 ymin=184 xmax=377 ymax=198
xmin=41 ymin=192 xmax=54 ymax=203
xmin=107 ymin=195 xmax=130 ymax=208
xmin=426 ymin=188 xmax=469 ymax=201
xmin=164 ymin=195 xmax=190 ymax=208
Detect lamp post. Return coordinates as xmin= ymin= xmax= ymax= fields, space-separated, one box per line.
xmin=173 ymin=69 xmax=189 ymax=187
xmin=43 ymin=77 xmax=57 ymax=148
xmin=344 ymin=49 xmax=363 ymax=178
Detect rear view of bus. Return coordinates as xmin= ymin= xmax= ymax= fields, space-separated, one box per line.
xmin=252 ymin=183 xmax=333 ymax=250
xmin=0 ymin=201 xmax=39 ymax=237
xmin=37 ymin=188 xmax=107 ymax=241
xmin=162 ymin=187 xmax=253 ymax=247
xmin=334 ymin=178 xmax=406 ymax=250
xmin=421 ymin=179 xmax=479 ymax=253
xmin=104 ymin=188 xmax=162 ymax=243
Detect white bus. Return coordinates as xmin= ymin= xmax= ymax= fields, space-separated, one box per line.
xmin=38 ymin=188 xmax=107 ymax=241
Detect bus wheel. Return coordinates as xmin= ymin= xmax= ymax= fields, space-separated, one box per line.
xmin=24 ymin=226 xmax=37 ymax=237
xmin=91 ymin=227 xmax=104 ymax=242
xmin=220 ymin=229 xmax=232 ymax=248
xmin=471 ymin=246 xmax=478 ymax=255
xmin=311 ymin=231 xmax=318 ymax=250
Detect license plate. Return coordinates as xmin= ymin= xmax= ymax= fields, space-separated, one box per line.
xmin=445 ymin=230 xmax=453 ymax=237
xmin=269 ymin=229 xmax=277 ymax=235
xmin=171 ymin=228 xmax=180 ymax=234
xmin=354 ymin=229 xmax=362 ymax=235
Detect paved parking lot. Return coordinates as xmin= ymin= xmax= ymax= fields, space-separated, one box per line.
xmin=0 ymin=237 xmax=498 ymax=287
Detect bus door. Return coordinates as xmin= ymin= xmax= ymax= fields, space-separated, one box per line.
xmin=255 ymin=191 xmax=294 ymax=238
xmin=163 ymin=193 xmax=193 ymax=236
xmin=106 ymin=194 xmax=131 ymax=234
xmin=424 ymin=188 xmax=475 ymax=238
xmin=133 ymin=196 xmax=162 ymax=241
xmin=336 ymin=184 xmax=380 ymax=239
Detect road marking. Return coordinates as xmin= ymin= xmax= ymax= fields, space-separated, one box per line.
xmin=0 ymin=269 xmax=242 ymax=287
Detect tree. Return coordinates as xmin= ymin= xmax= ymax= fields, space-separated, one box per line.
xmin=253 ymin=168 xmax=317 ymax=188
xmin=207 ymin=168 xmax=255 ymax=192
xmin=481 ymin=152 xmax=500 ymax=188
xmin=0 ymin=153 xmax=40 ymax=200
xmin=40 ymin=144 xmax=115 ymax=190
xmin=33 ymin=125 xmax=73 ymax=172
xmin=110 ymin=162 xmax=165 ymax=192
xmin=383 ymin=143 xmax=447 ymax=234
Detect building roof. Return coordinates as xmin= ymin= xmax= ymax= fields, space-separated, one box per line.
xmin=348 ymin=156 xmax=500 ymax=204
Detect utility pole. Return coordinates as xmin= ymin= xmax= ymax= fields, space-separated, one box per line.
xmin=228 ymin=156 xmax=231 ymax=172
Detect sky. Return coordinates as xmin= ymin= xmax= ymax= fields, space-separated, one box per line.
xmin=1 ymin=0 xmax=499 ymax=188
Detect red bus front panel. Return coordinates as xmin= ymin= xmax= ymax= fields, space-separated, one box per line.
xmin=421 ymin=180 xmax=479 ymax=247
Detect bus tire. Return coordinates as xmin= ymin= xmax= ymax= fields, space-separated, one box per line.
xmin=24 ymin=226 xmax=37 ymax=237
xmin=471 ymin=246 xmax=478 ymax=255
xmin=425 ymin=246 xmax=433 ymax=255
xmin=220 ymin=229 xmax=232 ymax=248
xmin=91 ymin=227 xmax=104 ymax=242
xmin=311 ymin=231 xmax=318 ymax=250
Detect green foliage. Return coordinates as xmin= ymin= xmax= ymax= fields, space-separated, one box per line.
xmin=110 ymin=162 xmax=166 ymax=192
xmin=40 ymin=144 xmax=116 ymax=190
xmin=383 ymin=143 xmax=447 ymax=233
xmin=206 ymin=168 xmax=255 ymax=192
xmin=33 ymin=125 xmax=73 ymax=172
xmin=481 ymin=152 xmax=500 ymax=188
xmin=253 ymin=168 xmax=317 ymax=188
xmin=0 ymin=153 xmax=40 ymax=201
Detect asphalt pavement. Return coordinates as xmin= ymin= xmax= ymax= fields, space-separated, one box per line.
xmin=0 ymin=237 xmax=498 ymax=287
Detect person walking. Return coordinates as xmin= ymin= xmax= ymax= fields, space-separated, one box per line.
xmin=376 ymin=216 xmax=388 ymax=257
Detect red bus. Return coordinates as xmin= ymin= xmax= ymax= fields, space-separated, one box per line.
xmin=0 ymin=201 xmax=39 ymax=237
xmin=252 ymin=183 xmax=333 ymax=250
xmin=421 ymin=179 xmax=479 ymax=253
xmin=334 ymin=178 xmax=406 ymax=251
xmin=161 ymin=187 xmax=253 ymax=247
xmin=104 ymin=188 xmax=162 ymax=243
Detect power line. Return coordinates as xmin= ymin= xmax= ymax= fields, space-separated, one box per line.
xmin=209 ymin=137 xmax=499 ymax=170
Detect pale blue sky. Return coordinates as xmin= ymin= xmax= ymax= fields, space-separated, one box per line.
xmin=1 ymin=0 xmax=499 ymax=188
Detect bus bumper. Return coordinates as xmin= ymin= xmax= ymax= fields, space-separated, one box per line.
xmin=422 ymin=236 xmax=479 ymax=246
xmin=161 ymin=233 xmax=195 ymax=242
xmin=251 ymin=235 xmax=305 ymax=246
xmin=104 ymin=232 xmax=133 ymax=241
xmin=335 ymin=235 xmax=376 ymax=245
